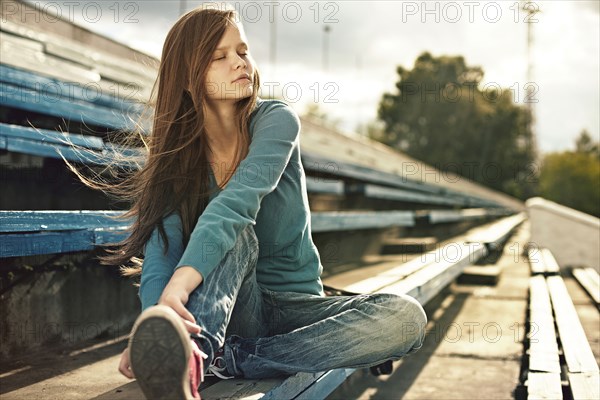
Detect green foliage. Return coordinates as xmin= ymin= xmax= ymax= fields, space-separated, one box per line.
xmin=374 ymin=52 xmax=536 ymax=199
xmin=538 ymin=131 xmax=600 ymax=217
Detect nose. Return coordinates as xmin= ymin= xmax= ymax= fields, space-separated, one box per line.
xmin=234 ymin=54 xmax=247 ymax=70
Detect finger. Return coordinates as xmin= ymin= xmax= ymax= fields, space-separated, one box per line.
xmin=183 ymin=319 xmax=202 ymax=334
xmin=170 ymin=300 xmax=196 ymax=324
xmin=118 ymin=357 xmax=134 ymax=379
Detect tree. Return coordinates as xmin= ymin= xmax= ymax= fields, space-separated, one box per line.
xmin=575 ymin=129 xmax=600 ymax=158
xmin=374 ymin=52 xmax=536 ymax=198
xmin=538 ymin=132 xmax=600 ymax=217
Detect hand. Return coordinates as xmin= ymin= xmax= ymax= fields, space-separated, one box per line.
xmin=118 ymin=347 xmax=134 ymax=379
xmin=158 ymin=275 xmax=203 ymax=335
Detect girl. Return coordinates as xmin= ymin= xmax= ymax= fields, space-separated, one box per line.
xmin=107 ymin=5 xmax=427 ymax=399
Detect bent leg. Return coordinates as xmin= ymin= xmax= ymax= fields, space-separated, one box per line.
xmin=184 ymin=225 xmax=265 ymax=368
xmin=225 ymin=291 xmax=428 ymax=379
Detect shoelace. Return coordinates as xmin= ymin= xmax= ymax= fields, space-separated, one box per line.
xmin=207 ymin=352 xmax=234 ymax=380
xmin=190 ymin=333 xmax=234 ymax=380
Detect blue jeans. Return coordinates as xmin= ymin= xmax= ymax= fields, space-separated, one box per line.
xmin=185 ymin=225 xmax=427 ymax=379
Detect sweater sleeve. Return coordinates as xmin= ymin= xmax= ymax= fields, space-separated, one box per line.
xmin=174 ymin=100 xmax=300 ymax=279
xmin=139 ymin=213 xmax=185 ymax=312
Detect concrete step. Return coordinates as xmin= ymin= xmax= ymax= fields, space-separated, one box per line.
xmin=457 ymin=265 xmax=502 ymax=286
xmin=326 ymin=222 xmax=532 ymax=399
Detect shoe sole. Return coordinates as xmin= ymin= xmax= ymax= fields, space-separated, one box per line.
xmin=129 ymin=305 xmax=194 ymax=400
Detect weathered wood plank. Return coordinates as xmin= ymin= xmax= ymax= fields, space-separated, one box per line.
xmin=382 ymin=242 xmax=486 ymax=305
xmin=567 ymin=371 xmax=600 ymax=400
xmin=293 ymin=369 xmax=355 ymax=400
xmin=310 ymin=210 xmax=414 ymax=232
xmin=0 ymin=25 xmax=152 ymax=102
xmin=547 ymin=276 xmax=599 ymax=374
xmin=0 ymin=19 xmax=157 ymax=82
xmin=528 ymin=276 xmax=561 ymax=373
xmin=528 ymin=248 xmax=547 ymax=275
xmin=345 ymin=250 xmax=442 ymax=293
xmin=0 ymin=122 xmax=105 ymax=150
xmin=305 ymin=179 xmax=345 ymax=195
xmin=466 ymin=212 xmax=526 ymax=249
xmin=301 ymin=152 xmax=443 ymax=195
xmin=427 ymin=208 xmax=488 ymax=224
xmin=348 ymin=183 xmax=462 ymax=206
xmin=540 ymin=249 xmax=560 ymax=274
xmin=527 ymin=372 xmax=563 ymax=400
xmin=0 ymin=81 xmax=142 ymax=132
xmin=0 ymin=63 xmax=146 ymax=114
xmin=572 ymin=268 xmax=600 ymax=305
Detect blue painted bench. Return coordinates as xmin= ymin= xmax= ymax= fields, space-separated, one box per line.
xmin=0 ymin=63 xmax=149 ymax=133
xmin=0 ymin=209 xmax=416 ymax=258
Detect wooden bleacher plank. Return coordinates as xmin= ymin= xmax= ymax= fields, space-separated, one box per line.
xmin=0 ymin=123 xmax=143 ymax=167
xmin=572 ymin=268 xmax=600 ymax=305
xmin=346 ymin=183 xmax=462 ymax=206
xmin=0 ymin=210 xmax=130 ymax=257
xmin=343 ymin=251 xmax=440 ymax=293
xmin=528 ymin=276 xmax=561 ymax=373
xmin=0 ymin=209 xmax=414 ymax=257
xmin=0 ymin=64 xmax=146 ymax=114
xmin=0 ymin=37 xmax=101 ymax=85
xmin=0 ymin=210 xmax=127 ymax=232
xmin=293 ymin=369 xmax=356 ymax=400
xmin=301 ymin=152 xmax=442 ymax=195
xmin=527 ymin=372 xmax=563 ymax=400
xmin=305 ymin=178 xmax=345 ymax=195
xmin=466 ymin=212 xmax=526 ymax=249
xmin=387 ymin=242 xmax=487 ymax=305
xmin=44 ymin=42 xmax=152 ymax=87
xmin=540 ymin=249 xmax=560 ymax=274
xmin=0 ymin=229 xmax=127 ymax=257
xmin=567 ymin=371 xmax=600 ymax=400
xmin=427 ymin=208 xmax=488 ymax=224
xmin=201 ymin=372 xmax=328 ymax=399
xmin=0 ymin=30 xmax=44 ymax=52
xmin=0 ymin=122 xmax=105 ymax=151
xmin=0 ymin=19 xmax=157 ymax=83
xmin=310 ymin=210 xmax=414 ymax=232
xmin=528 ymin=248 xmax=547 ymax=275
xmin=0 ymin=33 xmax=152 ymax=102
xmin=546 ymin=275 xmax=599 ymax=374
xmin=0 ymin=81 xmax=141 ymax=132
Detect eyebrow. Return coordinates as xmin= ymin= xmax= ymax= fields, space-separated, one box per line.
xmin=215 ymin=42 xmax=248 ymax=51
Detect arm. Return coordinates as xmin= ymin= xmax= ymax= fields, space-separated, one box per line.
xmin=138 ymin=213 xmax=185 ymax=312
xmin=174 ymin=100 xmax=301 ymax=281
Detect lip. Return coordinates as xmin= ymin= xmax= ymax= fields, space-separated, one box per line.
xmin=232 ymin=74 xmax=251 ymax=83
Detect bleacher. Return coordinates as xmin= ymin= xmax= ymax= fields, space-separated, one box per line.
xmin=2 ymin=4 xmax=598 ymax=400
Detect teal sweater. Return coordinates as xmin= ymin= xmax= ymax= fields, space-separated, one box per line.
xmin=139 ymin=98 xmax=325 ymax=311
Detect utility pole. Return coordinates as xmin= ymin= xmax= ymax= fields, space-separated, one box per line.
xmin=523 ymin=1 xmax=541 ymax=158
xmin=270 ymin=3 xmax=277 ymax=77
xmin=322 ymin=25 xmax=331 ymax=72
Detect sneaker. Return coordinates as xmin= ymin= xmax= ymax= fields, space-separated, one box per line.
xmin=129 ymin=305 xmax=208 ymax=400
xmin=204 ymin=346 xmax=235 ymax=380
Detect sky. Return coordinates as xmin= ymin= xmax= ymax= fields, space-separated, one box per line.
xmin=24 ymin=0 xmax=600 ymax=154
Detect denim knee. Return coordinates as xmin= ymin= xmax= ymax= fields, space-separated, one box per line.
xmin=396 ymin=294 xmax=427 ymax=348
xmin=376 ymin=293 xmax=427 ymax=352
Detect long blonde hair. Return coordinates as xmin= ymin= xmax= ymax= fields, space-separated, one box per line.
xmin=68 ymin=6 xmax=261 ymax=278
